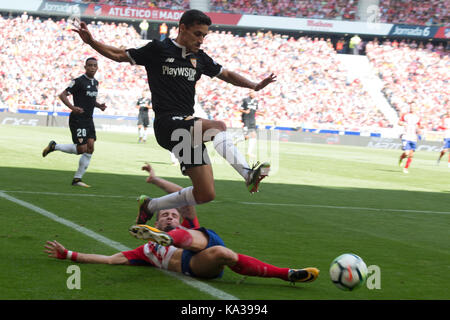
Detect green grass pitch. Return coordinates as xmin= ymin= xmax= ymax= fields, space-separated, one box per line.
xmin=0 ymin=125 xmax=449 ymax=300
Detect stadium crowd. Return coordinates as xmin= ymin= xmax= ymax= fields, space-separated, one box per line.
xmin=58 ymin=0 xmax=448 ymax=25
xmin=0 ymin=14 xmax=393 ymax=131
xmin=0 ymin=13 xmax=147 ymax=116
xmin=2 ymin=13 xmax=448 ymax=132
xmin=197 ymin=30 xmax=390 ymax=130
xmin=366 ymin=38 xmax=449 ymax=131
xmin=378 ymin=0 xmax=449 ymax=26
xmin=210 ymin=0 xmax=359 ymax=20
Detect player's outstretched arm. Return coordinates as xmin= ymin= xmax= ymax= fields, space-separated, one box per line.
xmin=44 ymin=240 xmax=128 ymax=265
xmin=72 ymin=21 xmax=131 ymax=63
xmin=217 ymin=70 xmax=276 ymax=91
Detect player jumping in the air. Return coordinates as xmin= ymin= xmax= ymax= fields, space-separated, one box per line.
xmin=72 ymin=10 xmax=275 ymax=216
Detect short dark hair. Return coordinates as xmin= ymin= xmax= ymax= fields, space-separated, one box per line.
xmin=85 ymin=57 xmax=97 ymax=65
xmin=179 ymin=9 xmax=211 ymax=28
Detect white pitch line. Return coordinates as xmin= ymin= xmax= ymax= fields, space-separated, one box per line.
xmin=2 ymin=189 xmax=449 ymax=216
xmin=0 ymin=191 xmax=238 ymax=300
xmin=238 ymin=201 xmax=450 ymax=215
xmin=0 ymin=190 xmax=134 ymax=199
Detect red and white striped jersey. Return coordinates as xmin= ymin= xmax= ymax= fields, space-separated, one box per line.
xmin=400 ymin=113 xmax=421 ymax=142
xmin=141 ymin=242 xmax=177 ymax=269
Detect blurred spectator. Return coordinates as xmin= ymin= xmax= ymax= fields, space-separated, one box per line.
xmin=139 ymin=19 xmax=149 ymax=39
xmin=159 ymin=22 xmax=168 ymax=41
xmin=349 ymin=34 xmax=361 ymax=55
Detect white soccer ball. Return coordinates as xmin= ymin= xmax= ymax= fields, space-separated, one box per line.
xmin=329 ymin=253 xmax=368 ymax=291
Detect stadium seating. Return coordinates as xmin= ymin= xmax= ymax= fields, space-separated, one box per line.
xmin=365 ymin=39 xmax=449 ymax=131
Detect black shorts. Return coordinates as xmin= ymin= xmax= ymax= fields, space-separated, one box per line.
xmin=137 ymin=113 xmax=149 ymax=127
xmin=154 ymin=114 xmax=210 ymax=175
xmin=69 ymin=118 xmax=96 ymax=145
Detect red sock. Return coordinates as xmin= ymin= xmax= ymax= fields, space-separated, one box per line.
xmin=405 ymin=157 xmax=412 ymax=168
xmin=229 ymin=254 xmax=290 ymax=281
xmin=167 ymin=228 xmax=192 ymax=248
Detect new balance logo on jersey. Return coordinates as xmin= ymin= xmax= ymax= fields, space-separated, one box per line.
xmin=162 ymin=66 xmax=196 ymax=81
xmin=165 ymin=58 xmax=175 ymax=63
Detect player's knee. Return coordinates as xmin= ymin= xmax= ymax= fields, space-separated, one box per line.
xmin=215 ymin=120 xmax=227 ymax=132
xmin=194 ymin=189 xmax=215 ymax=204
xmin=76 ymin=145 xmax=87 ymax=155
xmin=210 ymin=246 xmax=237 ymax=265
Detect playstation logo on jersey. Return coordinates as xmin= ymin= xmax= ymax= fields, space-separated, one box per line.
xmin=86 ymin=91 xmax=98 ymax=97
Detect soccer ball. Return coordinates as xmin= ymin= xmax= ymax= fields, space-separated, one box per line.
xmin=329 ymin=253 xmax=368 ymax=291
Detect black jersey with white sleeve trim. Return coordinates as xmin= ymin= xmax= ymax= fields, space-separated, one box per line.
xmin=65 ymin=74 xmax=98 ymax=120
xmin=126 ymin=38 xmax=222 ymax=118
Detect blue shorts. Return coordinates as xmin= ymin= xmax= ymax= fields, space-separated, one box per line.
xmin=181 ymin=227 xmax=225 ymax=279
xmin=403 ymin=140 xmax=417 ymax=151
xmin=401 ymin=139 xmax=406 ymax=150
xmin=443 ymin=138 xmax=450 ymax=149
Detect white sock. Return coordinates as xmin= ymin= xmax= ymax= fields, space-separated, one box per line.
xmin=143 ymin=129 xmax=147 ymax=141
xmin=138 ymin=128 xmax=143 ymax=138
xmin=148 ymin=186 xmax=197 ymax=211
xmin=55 ymin=144 xmax=77 ymax=154
xmin=248 ymin=138 xmax=257 ymax=156
xmin=74 ymin=153 xmax=92 ymax=179
xmin=213 ymin=131 xmax=250 ymax=180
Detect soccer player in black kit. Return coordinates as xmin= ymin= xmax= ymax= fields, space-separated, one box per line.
xmin=240 ymin=91 xmax=261 ymax=159
xmin=72 ymin=10 xmax=276 ymax=218
xmin=136 ymin=92 xmax=151 ymax=143
xmin=42 ymin=57 xmax=107 ymax=187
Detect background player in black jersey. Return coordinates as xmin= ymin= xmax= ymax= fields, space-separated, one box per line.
xmin=136 ymin=92 xmax=152 ymax=143
xmin=42 ymin=57 xmax=107 ymax=187
xmin=239 ymin=91 xmax=263 ymax=160
xmin=72 ymin=10 xmax=276 ymax=215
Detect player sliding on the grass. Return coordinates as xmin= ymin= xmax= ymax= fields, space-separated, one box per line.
xmin=44 ymin=163 xmax=319 ymax=284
